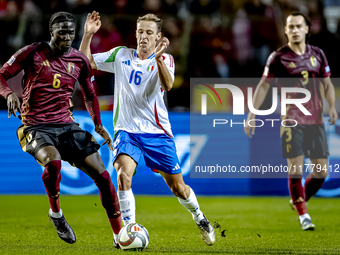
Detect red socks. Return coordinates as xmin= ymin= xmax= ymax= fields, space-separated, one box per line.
xmin=94 ymin=171 xmax=122 ymax=235
xmin=42 ymin=162 xmax=122 ymax=234
xmin=288 ymin=174 xmax=307 ymax=215
xmin=304 ymin=174 xmax=325 ymax=202
xmin=42 ymin=160 xmax=62 ymax=213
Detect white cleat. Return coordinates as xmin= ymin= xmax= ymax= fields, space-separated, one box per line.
xmin=195 ymin=214 xmax=215 ymax=246
xmin=301 ymin=218 xmax=315 ymax=231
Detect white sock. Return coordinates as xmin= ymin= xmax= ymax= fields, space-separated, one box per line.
xmin=178 ymin=187 xmax=204 ymax=223
xmin=118 ymin=189 xmax=136 ymax=225
xmin=299 ymin=213 xmax=311 ymax=224
xmin=49 ymin=208 xmax=63 ymax=218
xmin=114 ymin=233 xmax=118 ymax=242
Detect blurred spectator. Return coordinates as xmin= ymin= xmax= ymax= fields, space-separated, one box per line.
xmin=190 ymin=0 xmax=220 ymax=15
xmin=308 ymin=0 xmax=340 ymax=77
xmin=244 ymin=0 xmax=279 ymax=75
xmin=1 ymin=0 xmax=340 ymax=111
xmin=189 ymin=16 xmax=221 ymax=77
xmin=69 ymin=0 xmax=94 ymax=14
xmin=162 ymin=0 xmax=178 ymax=15
xmin=142 ymin=0 xmax=162 ymax=15
xmin=231 ymin=8 xmax=252 ymax=72
xmin=0 ymin=0 xmax=20 ymax=65
xmin=90 ymin=14 xmax=122 ymax=95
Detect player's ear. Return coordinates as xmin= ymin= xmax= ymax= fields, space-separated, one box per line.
xmin=284 ymin=26 xmax=288 ymax=36
xmin=156 ymin=32 xmax=162 ymax=41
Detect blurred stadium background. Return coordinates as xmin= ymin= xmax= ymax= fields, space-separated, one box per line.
xmin=0 ymin=0 xmax=340 ymax=197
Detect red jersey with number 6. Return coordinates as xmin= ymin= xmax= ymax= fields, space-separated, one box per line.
xmin=0 ymin=42 xmax=100 ymax=125
xmin=262 ymin=44 xmax=331 ymax=125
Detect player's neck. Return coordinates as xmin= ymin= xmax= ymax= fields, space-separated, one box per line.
xmin=136 ymin=49 xmax=154 ymax=60
xmin=288 ymin=42 xmax=306 ymax=56
xmin=48 ymin=41 xmax=70 ymax=56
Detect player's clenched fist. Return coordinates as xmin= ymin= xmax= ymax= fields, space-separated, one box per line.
xmin=155 ymin=37 xmax=170 ymax=59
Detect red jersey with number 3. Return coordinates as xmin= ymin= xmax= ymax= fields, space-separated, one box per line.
xmin=262 ymin=44 xmax=331 ymax=125
xmin=0 ymin=42 xmax=98 ymax=125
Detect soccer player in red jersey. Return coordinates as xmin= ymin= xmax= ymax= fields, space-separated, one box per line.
xmin=244 ymin=12 xmax=338 ymax=230
xmin=0 ymin=12 xmax=122 ymax=246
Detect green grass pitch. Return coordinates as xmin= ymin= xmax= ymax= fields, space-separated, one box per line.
xmin=0 ymin=195 xmax=339 ymax=254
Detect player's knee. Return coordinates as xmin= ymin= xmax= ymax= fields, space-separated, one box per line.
xmin=38 ymin=148 xmax=61 ymax=165
xmin=90 ymin=152 xmax=106 ymax=173
xmin=117 ymin=171 xmax=132 ymax=190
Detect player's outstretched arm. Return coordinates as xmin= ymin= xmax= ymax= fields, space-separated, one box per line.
xmin=79 ymin=11 xmax=101 ymax=70
xmin=155 ymin=37 xmax=173 ymax=92
xmin=0 ymin=52 xmax=26 ymax=118
xmin=244 ymin=80 xmax=270 ymax=138
xmin=323 ymin=77 xmax=338 ymax=125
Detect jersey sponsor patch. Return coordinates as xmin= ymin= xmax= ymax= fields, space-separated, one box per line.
xmin=325 ymin=66 xmax=330 ymax=73
xmin=7 ymin=56 xmax=16 ymax=66
xmin=91 ymin=76 xmax=95 ymax=82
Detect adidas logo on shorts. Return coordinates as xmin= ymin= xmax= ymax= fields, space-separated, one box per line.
xmin=173 ymin=163 xmax=180 ymax=171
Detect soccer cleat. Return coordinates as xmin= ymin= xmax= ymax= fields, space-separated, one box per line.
xmin=301 ymin=218 xmax=315 ymax=231
xmin=113 ymin=236 xmax=120 ymax=249
xmin=48 ymin=214 xmax=76 ymax=244
xmin=196 ymin=215 xmax=215 ymax=246
xmin=289 ymin=199 xmax=295 ymax=211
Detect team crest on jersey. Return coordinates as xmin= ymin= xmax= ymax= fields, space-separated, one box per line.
xmin=68 ymin=62 xmax=75 ymax=73
xmin=310 ymin=56 xmax=317 ymax=67
xmin=147 ymin=65 xmax=154 ymax=72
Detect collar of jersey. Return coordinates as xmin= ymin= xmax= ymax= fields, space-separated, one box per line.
xmin=134 ymin=50 xmax=155 ymax=60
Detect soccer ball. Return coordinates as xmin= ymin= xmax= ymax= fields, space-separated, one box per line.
xmin=118 ymin=223 xmax=149 ymax=251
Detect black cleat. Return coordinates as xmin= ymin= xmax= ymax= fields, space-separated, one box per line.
xmin=49 ymin=214 xmax=76 ymax=244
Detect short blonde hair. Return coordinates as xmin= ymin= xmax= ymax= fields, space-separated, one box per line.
xmin=137 ymin=13 xmax=162 ymax=33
